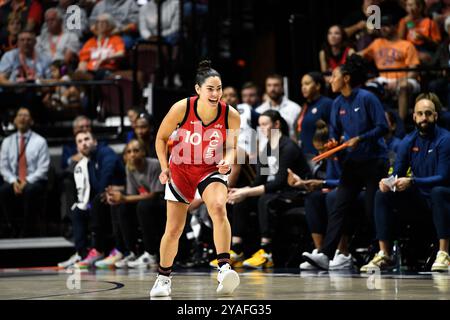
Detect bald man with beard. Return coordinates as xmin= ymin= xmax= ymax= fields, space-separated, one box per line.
xmin=361 ymin=98 xmax=450 ymax=273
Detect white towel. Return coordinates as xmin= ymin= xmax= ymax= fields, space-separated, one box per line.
xmin=72 ymin=157 xmax=91 ymax=210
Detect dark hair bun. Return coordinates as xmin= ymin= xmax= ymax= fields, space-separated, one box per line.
xmin=197 ymin=60 xmax=212 ymax=72
xmin=195 ymin=59 xmax=221 ymax=85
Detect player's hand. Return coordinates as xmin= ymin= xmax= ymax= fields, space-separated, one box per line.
xmin=379 ymin=179 xmax=391 ymax=193
xmin=287 ymin=168 xmax=304 ymax=188
xmin=188 ymin=198 xmax=204 ymax=213
xmin=13 ymin=181 xmax=22 ymax=195
xmin=325 ymin=139 xmax=338 ymax=150
xmin=346 ymin=136 xmax=361 ymax=149
xmin=304 ymin=179 xmax=323 ymax=192
xmin=159 ymin=168 xmax=171 ymax=184
xmin=106 ymin=189 xmax=123 ymax=205
xmin=394 ymin=177 xmax=412 ymax=192
xmin=217 ymin=159 xmax=231 ymax=175
xmin=227 ymin=187 xmax=248 ymax=205
xmin=18 ymin=181 xmax=27 ymax=195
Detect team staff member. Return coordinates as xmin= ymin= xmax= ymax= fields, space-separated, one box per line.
xmin=150 ymin=60 xmax=241 ymax=297
xmin=361 ymin=98 xmax=450 ymax=272
xmin=295 ymin=72 xmax=333 ymax=162
xmin=290 ymin=120 xmax=363 ymax=271
xmin=303 ymin=54 xmax=389 ymax=270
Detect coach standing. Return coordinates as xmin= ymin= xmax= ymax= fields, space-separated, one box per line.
xmin=302 ymin=55 xmax=389 ymax=269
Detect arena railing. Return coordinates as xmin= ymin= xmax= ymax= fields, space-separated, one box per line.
xmin=323 ymin=64 xmax=449 ymax=109
xmin=0 ymin=78 xmax=126 ymax=143
xmin=365 ymin=65 xmax=449 ymax=82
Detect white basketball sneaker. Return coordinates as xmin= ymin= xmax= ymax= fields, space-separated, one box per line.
xmin=128 ymin=252 xmax=157 ymax=269
xmin=329 ymin=250 xmax=353 ymax=270
xmin=114 ymin=252 xmax=136 ymax=268
xmin=150 ymin=275 xmax=172 ymax=297
xmin=300 ymin=249 xmax=319 ymax=270
xmin=216 ymin=263 xmax=240 ymax=295
xmin=58 ymin=252 xmax=82 ymax=268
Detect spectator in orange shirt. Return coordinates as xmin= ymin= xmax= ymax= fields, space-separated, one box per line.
xmin=89 ymin=0 xmax=139 ymax=50
xmin=76 ymin=13 xmax=125 ymax=80
xmin=398 ymin=0 xmax=442 ymax=63
xmin=360 ymin=14 xmax=421 ymax=120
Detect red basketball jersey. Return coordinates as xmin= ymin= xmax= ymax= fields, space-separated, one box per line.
xmin=170 ymin=96 xmax=229 ymax=169
xmin=167 ymin=96 xmax=230 ymax=203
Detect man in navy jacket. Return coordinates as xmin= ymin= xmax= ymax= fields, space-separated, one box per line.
xmin=58 ymin=131 xmax=125 ymax=269
xmin=361 ymin=98 xmax=450 ymax=272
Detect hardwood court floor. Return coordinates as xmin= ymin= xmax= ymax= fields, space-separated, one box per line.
xmin=0 ymin=267 xmax=449 ymax=300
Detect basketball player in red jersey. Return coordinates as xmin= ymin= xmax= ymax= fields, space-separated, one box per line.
xmin=150 ymin=60 xmax=241 ymax=297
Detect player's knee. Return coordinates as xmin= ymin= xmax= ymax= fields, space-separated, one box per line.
xmin=209 ymin=201 xmax=226 ymax=213
xmin=208 ymin=202 xmax=227 ymax=220
xmin=164 ymin=225 xmax=184 ymax=240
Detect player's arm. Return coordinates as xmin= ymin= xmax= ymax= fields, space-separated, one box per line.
xmin=155 ymin=99 xmax=187 ymax=172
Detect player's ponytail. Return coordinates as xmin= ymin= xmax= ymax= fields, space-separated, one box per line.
xmin=196 ymin=59 xmax=221 ymax=86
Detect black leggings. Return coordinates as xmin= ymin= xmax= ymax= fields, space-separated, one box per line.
xmin=232 ymin=192 xmax=300 ymax=240
xmin=320 ymin=158 xmax=388 ymax=259
xmin=305 ymin=189 xmax=365 ymax=236
xmin=231 ymin=197 xmax=258 ymax=239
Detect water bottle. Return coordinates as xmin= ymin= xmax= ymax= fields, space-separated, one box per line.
xmin=392 ymin=240 xmax=402 ymax=272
